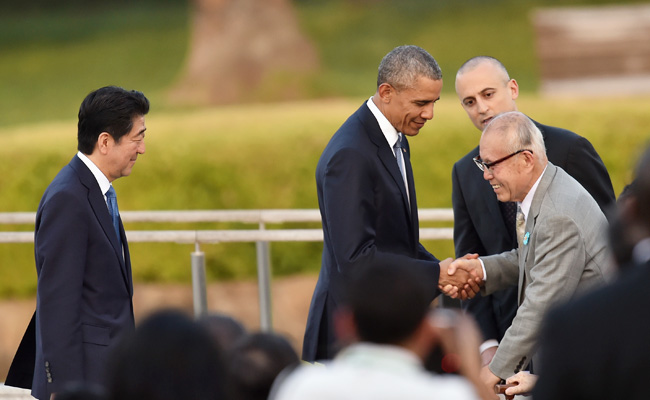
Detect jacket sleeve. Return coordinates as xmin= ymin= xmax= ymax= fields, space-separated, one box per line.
xmin=320 ymin=146 xmax=441 ymax=297
xmin=452 ymin=163 xmax=500 ymax=342
xmin=35 ymin=189 xmax=89 ymax=393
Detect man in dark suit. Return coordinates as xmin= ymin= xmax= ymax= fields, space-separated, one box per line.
xmin=451 ymin=56 xmax=615 ymax=367
xmin=302 ymin=45 xmax=475 ymax=362
xmin=5 ymin=86 xmax=149 ymax=399
xmin=533 ymin=145 xmax=650 ymax=400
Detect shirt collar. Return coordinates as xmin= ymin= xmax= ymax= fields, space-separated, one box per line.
xmin=366 ymin=97 xmax=400 ymax=150
xmin=77 ymin=151 xmax=112 ymax=199
xmin=518 ymin=164 xmax=547 ymax=220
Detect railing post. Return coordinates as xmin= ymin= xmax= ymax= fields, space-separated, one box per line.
xmin=191 ymin=241 xmax=208 ymax=318
xmin=256 ymin=222 xmax=273 ymax=332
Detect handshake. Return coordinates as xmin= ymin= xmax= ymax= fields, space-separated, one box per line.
xmin=437 ymin=254 xmax=484 ymax=300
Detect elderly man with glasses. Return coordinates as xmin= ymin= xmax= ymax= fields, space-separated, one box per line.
xmin=443 ymin=111 xmax=615 ymax=397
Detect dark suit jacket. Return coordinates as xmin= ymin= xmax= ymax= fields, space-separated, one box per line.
xmin=302 ymin=102 xmax=440 ymax=362
xmin=534 ymin=259 xmax=650 ymax=400
xmin=5 ymin=155 xmax=134 ymax=400
xmin=451 ymin=120 xmax=615 ymax=344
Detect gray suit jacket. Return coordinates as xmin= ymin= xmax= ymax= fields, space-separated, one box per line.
xmin=480 ymin=163 xmax=614 ymax=379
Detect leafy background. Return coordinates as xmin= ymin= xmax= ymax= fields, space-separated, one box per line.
xmin=0 ymin=0 xmax=648 ymax=297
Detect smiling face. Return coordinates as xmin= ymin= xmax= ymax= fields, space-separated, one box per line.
xmin=378 ymin=76 xmax=443 ymax=136
xmin=455 ymin=61 xmax=519 ymax=131
xmin=478 ymin=130 xmax=530 ymax=203
xmin=104 ymin=115 xmax=146 ymax=181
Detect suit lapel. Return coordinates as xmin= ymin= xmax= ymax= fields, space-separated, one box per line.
xmin=119 ymin=219 xmax=134 ymax=295
xmin=402 ymin=138 xmax=420 ymax=238
xmin=361 ymin=105 xmax=412 ymax=219
xmin=518 ymin=163 xmax=557 ymax=304
xmin=70 ymin=156 xmax=132 ymax=293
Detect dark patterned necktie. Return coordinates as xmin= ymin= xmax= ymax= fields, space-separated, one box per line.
xmin=500 ymin=201 xmax=517 ymax=247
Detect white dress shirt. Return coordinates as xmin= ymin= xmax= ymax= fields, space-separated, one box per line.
xmin=366 ymin=97 xmax=410 ymax=199
xmin=272 ymin=343 xmax=479 ymax=400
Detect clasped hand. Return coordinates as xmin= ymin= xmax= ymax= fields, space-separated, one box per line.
xmin=438 ymin=254 xmax=483 ymax=300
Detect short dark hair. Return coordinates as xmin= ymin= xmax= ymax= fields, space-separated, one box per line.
xmin=77 ymin=86 xmax=149 ymax=154
xmin=227 ymin=332 xmax=299 ymax=400
xmin=342 ymin=262 xmax=432 ymax=345
xmin=106 ymin=309 xmax=226 ymax=400
xmin=198 ymin=312 xmax=248 ymax=351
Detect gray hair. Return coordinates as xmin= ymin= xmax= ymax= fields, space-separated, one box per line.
xmin=484 ymin=111 xmax=547 ymax=159
xmin=377 ymin=45 xmax=442 ymax=90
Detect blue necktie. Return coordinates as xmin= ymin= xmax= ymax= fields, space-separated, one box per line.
xmin=105 ymin=186 xmax=122 ymax=249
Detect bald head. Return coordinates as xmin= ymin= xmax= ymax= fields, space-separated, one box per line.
xmin=456 ymin=56 xmax=510 ymax=86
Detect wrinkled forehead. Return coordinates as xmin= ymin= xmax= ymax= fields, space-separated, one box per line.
xmin=479 ymin=127 xmax=511 ymax=159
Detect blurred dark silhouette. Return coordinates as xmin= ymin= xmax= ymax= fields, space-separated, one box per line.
xmin=106 ymin=309 xmax=227 ymax=400
xmin=227 ymin=332 xmax=300 ymax=400
xmin=198 ymin=312 xmax=248 ymax=351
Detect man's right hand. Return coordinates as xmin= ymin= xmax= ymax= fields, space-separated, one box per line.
xmin=439 ymin=257 xmax=482 ymax=299
xmin=439 ymin=256 xmax=483 ymax=299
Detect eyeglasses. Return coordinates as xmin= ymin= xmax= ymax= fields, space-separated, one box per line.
xmin=473 ymin=149 xmax=533 ymax=172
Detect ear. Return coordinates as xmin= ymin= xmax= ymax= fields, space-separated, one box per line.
xmin=96 ymin=132 xmax=113 ymax=155
xmin=377 ymin=82 xmax=395 ymax=103
xmin=508 ymin=79 xmax=520 ymax=101
xmin=522 ymin=150 xmax=536 ymax=168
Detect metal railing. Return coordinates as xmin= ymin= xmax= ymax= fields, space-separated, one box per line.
xmin=0 ymin=209 xmax=454 ymax=330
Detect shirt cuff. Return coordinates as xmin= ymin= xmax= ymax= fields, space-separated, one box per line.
xmin=479 ymin=258 xmax=487 ymax=280
xmin=480 ymin=339 xmax=499 ymax=354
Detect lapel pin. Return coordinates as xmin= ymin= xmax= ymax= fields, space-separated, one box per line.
xmin=523 ymin=232 xmax=530 ymax=246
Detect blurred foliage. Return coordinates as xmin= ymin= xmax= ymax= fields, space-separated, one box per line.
xmin=0 ymin=0 xmax=186 ymax=14
xmin=1 ymin=96 xmax=648 ymax=297
xmin=0 ymin=0 xmax=649 ymax=297
xmin=1 ymin=0 xmax=648 ymax=127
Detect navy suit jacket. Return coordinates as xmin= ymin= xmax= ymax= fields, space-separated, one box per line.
xmin=302 ymin=102 xmax=441 ymax=362
xmin=451 ymin=120 xmax=615 ymax=344
xmin=5 ymin=155 xmax=134 ymax=400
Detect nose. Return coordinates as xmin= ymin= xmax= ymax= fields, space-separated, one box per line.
xmin=483 ymin=167 xmax=493 ymax=181
xmin=421 ymin=103 xmax=434 ymax=120
xmin=138 ymin=140 xmax=146 ymax=155
xmin=476 ymin=98 xmax=489 ymax=114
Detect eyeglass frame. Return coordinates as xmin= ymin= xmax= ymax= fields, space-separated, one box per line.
xmin=473 ymin=149 xmax=533 ymax=172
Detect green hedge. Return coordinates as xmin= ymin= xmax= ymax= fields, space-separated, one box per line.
xmin=1 ymin=97 xmax=647 ymax=297
xmin=1 ymin=0 xmax=649 ymax=297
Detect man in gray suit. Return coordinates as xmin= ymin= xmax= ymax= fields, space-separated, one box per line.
xmin=444 ymin=111 xmax=614 ymax=395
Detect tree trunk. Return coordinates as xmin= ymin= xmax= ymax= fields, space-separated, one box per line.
xmin=168 ymin=0 xmax=319 ymax=105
